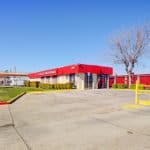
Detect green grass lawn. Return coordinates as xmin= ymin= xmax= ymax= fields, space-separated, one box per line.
xmin=0 ymin=87 xmax=46 ymax=102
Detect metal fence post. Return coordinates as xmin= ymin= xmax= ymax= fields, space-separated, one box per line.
xmin=135 ymin=80 xmax=139 ymax=104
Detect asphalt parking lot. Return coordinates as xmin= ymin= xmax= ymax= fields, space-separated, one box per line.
xmin=0 ymin=89 xmax=150 ymax=150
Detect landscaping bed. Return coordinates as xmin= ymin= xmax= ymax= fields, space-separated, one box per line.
xmin=112 ymin=83 xmax=150 ymax=90
xmin=0 ymin=87 xmax=45 ymax=102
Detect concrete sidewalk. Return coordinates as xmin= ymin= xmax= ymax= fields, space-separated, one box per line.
xmin=0 ymin=89 xmax=150 ymax=150
xmin=0 ymin=105 xmax=27 ymax=150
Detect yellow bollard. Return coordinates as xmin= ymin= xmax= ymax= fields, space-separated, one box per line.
xmin=135 ymin=80 xmax=139 ymax=105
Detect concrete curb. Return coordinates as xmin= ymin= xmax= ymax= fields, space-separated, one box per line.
xmin=139 ymin=100 xmax=150 ymax=106
xmin=7 ymin=92 xmax=26 ymax=104
xmin=0 ymin=89 xmax=76 ymax=105
xmin=112 ymin=89 xmax=150 ymax=92
xmin=111 ymin=89 xmax=135 ymax=91
xmin=122 ymin=104 xmax=143 ymax=110
xmin=0 ymin=102 xmax=8 ymax=105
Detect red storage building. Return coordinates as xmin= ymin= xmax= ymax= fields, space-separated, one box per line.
xmin=28 ymin=64 xmax=113 ymax=89
xmin=109 ymin=74 xmax=150 ymax=87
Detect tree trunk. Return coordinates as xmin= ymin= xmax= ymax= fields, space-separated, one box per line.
xmin=128 ymin=72 xmax=131 ymax=88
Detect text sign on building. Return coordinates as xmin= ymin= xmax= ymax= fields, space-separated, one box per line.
xmin=38 ymin=70 xmax=57 ymax=76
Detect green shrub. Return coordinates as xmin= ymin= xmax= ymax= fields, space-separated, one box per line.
xmin=38 ymin=82 xmax=74 ymax=90
xmin=46 ymin=84 xmax=50 ymax=89
xmin=58 ymin=84 xmax=61 ymax=89
xmin=130 ymin=84 xmax=145 ymax=90
xmin=29 ymin=82 xmax=36 ymax=87
xmin=53 ymin=84 xmax=57 ymax=89
xmin=39 ymin=83 xmax=49 ymax=89
xmin=62 ymin=84 xmax=66 ymax=89
xmin=130 ymin=84 xmax=136 ymax=89
xmin=112 ymin=84 xmax=117 ymax=89
xmin=24 ymin=81 xmax=30 ymax=87
xmin=55 ymin=84 xmax=59 ymax=89
xmin=117 ymin=84 xmax=127 ymax=89
xmin=112 ymin=84 xmax=127 ymax=89
xmin=49 ymin=84 xmax=53 ymax=89
xmin=39 ymin=83 xmax=43 ymax=88
xmin=45 ymin=83 xmax=50 ymax=89
xmin=138 ymin=84 xmax=145 ymax=90
xmin=65 ymin=83 xmax=69 ymax=89
xmin=39 ymin=83 xmax=42 ymax=88
xmin=59 ymin=84 xmax=63 ymax=89
xmin=65 ymin=83 xmax=73 ymax=89
xmin=24 ymin=81 xmax=40 ymax=88
xmin=29 ymin=81 xmax=40 ymax=88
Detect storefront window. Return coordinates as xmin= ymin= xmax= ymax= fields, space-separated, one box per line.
xmin=84 ymin=73 xmax=93 ymax=89
xmin=69 ymin=74 xmax=75 ymax=84
xmin=46 ymin=77 xmax=50 ymax=83
xmin=41 ymin=77 xmax=44 ymax=83
xmin=97 ymin=74 xmax=107 ymax=88
xmin=52 ymin=76 xmax=57 ymax=84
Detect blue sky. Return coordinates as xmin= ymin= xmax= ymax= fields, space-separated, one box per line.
xmin=0 ymin=0 xmax=150 ymax=74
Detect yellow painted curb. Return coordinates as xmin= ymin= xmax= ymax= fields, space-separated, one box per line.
xmin=139 ymin=100 xmax=150 ymax=106
xmin=122 ymin=104 xmax=143 ymax=110
xmin=27 ymin=89 xmax=76 ymax=94
xmin=27 ymin=91 xmax=46 ymax=94
xmin=113 ymin=89 xmax=150 ymax=92
xmin=137 ymin=90 xmax=150 ymax=94
xmin=112 ymin=89 xmax=135 ymax=91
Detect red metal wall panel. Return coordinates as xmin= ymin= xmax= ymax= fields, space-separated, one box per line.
xmin=131 ymin=75 xmax=137 ymax=84
xmin=112 ymin=74 xmax=150 ymax=85
xmin=57 ymin=64 xmax=79 ymax=75
xmin=109 ymin=77 xmax=114 ymax=87
xmin=28 ymin=64 xmax=113 ymax=79
xmin=116 ymin=76 xmax=125 ymax=84
xmin=28 ymin=69 xmax=57 ymax=78
xmin=78 ymin=64 xmax=101 ymax=74
xmin=140 ymin=76 xmax=150 ymax=85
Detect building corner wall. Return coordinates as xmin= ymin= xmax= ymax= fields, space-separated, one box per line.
xmin=106 ymin=75 xmax=110 ymax=89
xmin=75 ymin=73 xmax=84 ymax=90
xmin=92 ymin=74 xmax=97 ymax=89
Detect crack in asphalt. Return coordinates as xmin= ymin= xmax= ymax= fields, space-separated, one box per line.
xmin=93 ymin=117 xmax=150 ymax=137
xmin=0 ymin=123 xmax=14 ymax=128
xmin=8 ymin=105 xmax=31 ymax=150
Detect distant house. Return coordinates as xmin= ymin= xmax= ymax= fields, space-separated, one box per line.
xmin=0 ymin=72 xmax=29 ymax=86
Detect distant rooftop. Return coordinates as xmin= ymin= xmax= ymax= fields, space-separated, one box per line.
xmin=0 ymin=72 xmax=27 ymax=77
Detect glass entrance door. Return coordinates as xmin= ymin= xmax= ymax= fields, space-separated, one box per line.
xmin=97 ymin=74 xmax=107 ymax=89
xmin=84 ymin=73 xmax=93 ymax=89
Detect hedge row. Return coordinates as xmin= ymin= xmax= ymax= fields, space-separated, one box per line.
xmin=24 ymin=81 xmax=40 ymax=88
xmin=112 ymin=84 xmax=127 ymax=89
xmin=24 ymin=81 xmax=30 ymax=87
xmin=112 ymin=83 xmax=145 ymax=90
xmin=129 ymin=84 xmax=145 ymax=90
xmin=24 ymin=81 xmax=74 ymax=89
xmin=39 ymin=83 xmax=74 ymax=89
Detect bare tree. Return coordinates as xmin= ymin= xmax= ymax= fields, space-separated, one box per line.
xmin=111 ymin=24 xmax=150 ymax=87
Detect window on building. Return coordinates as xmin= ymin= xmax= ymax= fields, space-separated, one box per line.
xmin=69 ymin=74 xmax=75 ymax=84
xmin=66 ymin=75 xmax=69 ymax=80
xmin=41 ymin=77 xmax=44 ymax=83
xmin=84 ymin=73 xmax=93 ymax=89
xmin=46 ymin=77 xmax=50 ymax=83
xmin=97 ymin=74 xmax=107 ymax=88
xmin=52 ymin=76 xmax=57 ymax=84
